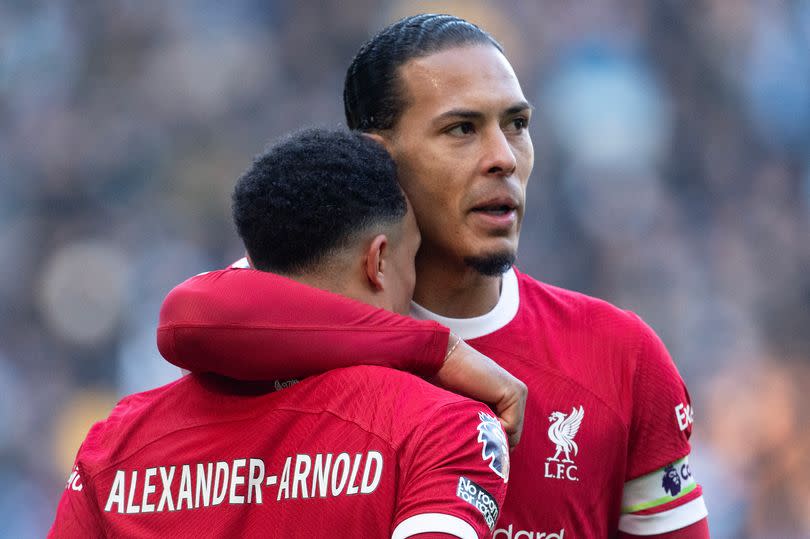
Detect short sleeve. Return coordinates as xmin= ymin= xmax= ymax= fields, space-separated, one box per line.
xmin=626 ymin=318 xmax=693 ymax=479
xmin=48 ymin=461 xmax=105 ymax=539
xmin=157 ymin=267 xmax=450 ymax=380
xmin=392 ymin=402 xmax=509 ymax=539
xmin=620 ymin=316 xmax=707 ymax=535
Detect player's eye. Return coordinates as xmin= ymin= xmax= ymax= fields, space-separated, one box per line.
xmin=505 ymin=117 xmax=529 ymax=133
xmin=446 ymin=122 xmax=476 ymax=137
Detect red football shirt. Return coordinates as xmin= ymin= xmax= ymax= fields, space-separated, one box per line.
xmin=49 ymin=366 xmax=509 ymax=538
xmin=157 ymin=263 xmax=708 ymax=537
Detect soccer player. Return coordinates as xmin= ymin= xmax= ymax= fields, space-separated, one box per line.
xmin=49 ymin=129 xmax=513 ymax=538
xmin=158 ymin=15 xmax=709 ymax=538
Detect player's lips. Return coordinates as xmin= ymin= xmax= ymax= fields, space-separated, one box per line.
xmin=469 ymin=197 xmax=519 ymax=230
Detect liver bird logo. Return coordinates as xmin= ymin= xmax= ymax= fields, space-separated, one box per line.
xmin=547 ymin=405 xmax=585 ymax=463
xmin=477 ymin=412 xmax=509 ymax=482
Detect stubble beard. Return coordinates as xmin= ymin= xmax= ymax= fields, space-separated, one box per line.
xmin=463 ymin=252 xmax=516 ymax=277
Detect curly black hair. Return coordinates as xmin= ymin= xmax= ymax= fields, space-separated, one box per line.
xmin=232 ymin=128 xmax=406 ymax=274
xmin=344 ymin=13 xmax=503 ymax=131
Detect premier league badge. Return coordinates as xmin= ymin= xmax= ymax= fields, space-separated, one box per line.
xmin=477 ymin=412 xmax=510 ymax=482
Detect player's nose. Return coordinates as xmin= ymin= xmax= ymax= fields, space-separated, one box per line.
xmin=482 ymin=128 xmax=517 ymax=177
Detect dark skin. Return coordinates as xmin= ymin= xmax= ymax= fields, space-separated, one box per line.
xmin=370 ymin=45 xmax=534 ymax=318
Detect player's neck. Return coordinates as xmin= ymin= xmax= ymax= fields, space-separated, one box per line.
xmin=412 ymin=254 xmax=502 ymax=319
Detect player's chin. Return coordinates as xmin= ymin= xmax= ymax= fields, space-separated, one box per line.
xmin=463 ymin=248 xmax=516 ymax=277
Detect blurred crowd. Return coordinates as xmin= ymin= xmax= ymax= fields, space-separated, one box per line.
xmin=2 ymin=1 xmax=809 ymax=537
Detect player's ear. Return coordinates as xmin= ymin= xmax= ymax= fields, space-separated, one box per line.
xmin=364 ymin=234 xmax=388 ymax=291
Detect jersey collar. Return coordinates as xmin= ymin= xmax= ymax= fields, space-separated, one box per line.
xmin=409 ymin=267 xmax=520 ymax=340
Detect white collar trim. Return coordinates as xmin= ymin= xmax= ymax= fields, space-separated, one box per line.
xmin=409 ymin=267 xmax=520 ymax=340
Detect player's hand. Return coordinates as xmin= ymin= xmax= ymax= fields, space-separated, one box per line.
xmin=433 ymin=337 xmax=527 ymax=448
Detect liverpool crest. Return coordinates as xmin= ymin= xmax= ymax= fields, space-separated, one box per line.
xmin=544 ymin=405 xmax=584 ymax=482
xmin=547 ymin=405 xmax=584 ymax=462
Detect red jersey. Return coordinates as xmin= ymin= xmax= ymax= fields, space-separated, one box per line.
xmin=158 ymin=263 xmax=708 ymax=537
xmin=49 ymin=366 xmax=509 ymax=538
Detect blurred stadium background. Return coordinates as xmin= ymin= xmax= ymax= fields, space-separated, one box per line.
xmin=2 ymin=1 xmax=809 ymax=536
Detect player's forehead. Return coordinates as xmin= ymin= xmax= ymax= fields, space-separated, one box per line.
xmin=396 ymin=44 xmax=527 ymax=121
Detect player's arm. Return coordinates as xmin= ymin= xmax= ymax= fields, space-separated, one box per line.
xmin=48 ymin=462 xmax=105 ymax=539
xmin=158 ymin=266 xmax=527 ymax=446
xmin=392 ymin=402 xmax=510 ymax=539
xmin=158 ymin=266 xmax=450 ymax=379
xmin=619 ymin=315 xmax=709 ymax=537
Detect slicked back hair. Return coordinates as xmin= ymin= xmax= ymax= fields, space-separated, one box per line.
xmin=232 ymin=128 xmax=406 ymax=274
xmin=344 ymin=13 xmax=504 ymax=131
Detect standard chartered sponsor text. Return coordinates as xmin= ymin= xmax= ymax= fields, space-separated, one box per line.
xmin=494 ymin=524 xmax=565 ymax=538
